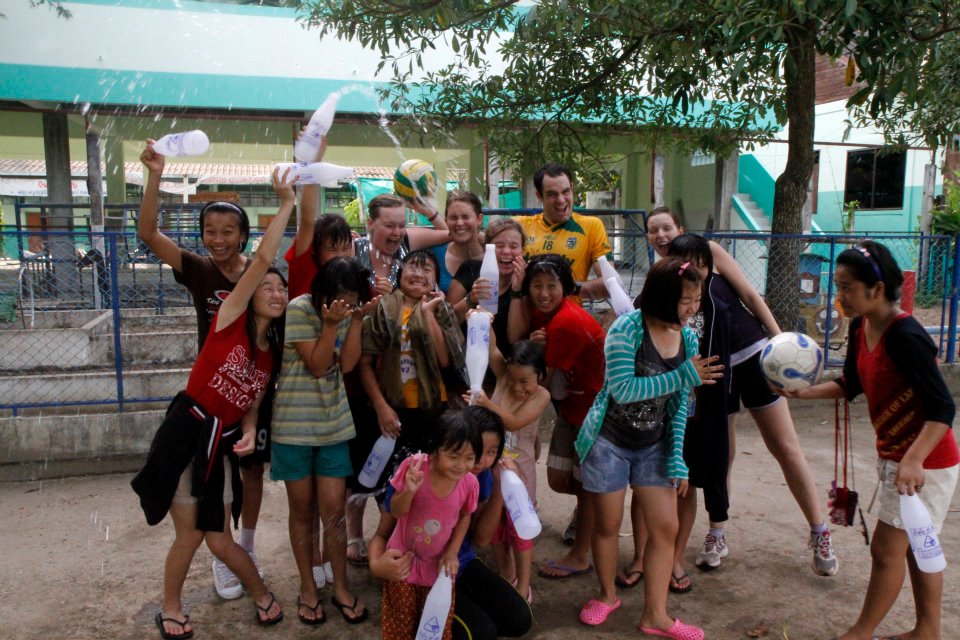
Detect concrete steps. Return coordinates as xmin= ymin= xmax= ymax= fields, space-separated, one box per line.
xmin=733 ymin=193 xmax=771 ymax=231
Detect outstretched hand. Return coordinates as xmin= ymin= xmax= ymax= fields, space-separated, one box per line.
xmin=140 ymin=141 xmax=165 ymax=173
xmin=353 ymin=296 xmax=381 ymax=320
xmin=321 ymin=299 xmax=353 ymax=325
xmin=272 ymin=166 xmax=297 ymax=204
xmin=691 ymin=354 xmax=723 ymax=385
xmin=421 ymin=290 xmax=446 ymax=314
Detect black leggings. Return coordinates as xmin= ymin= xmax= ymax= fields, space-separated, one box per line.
xmin=453 ymin=558 xmax=532 ymax=640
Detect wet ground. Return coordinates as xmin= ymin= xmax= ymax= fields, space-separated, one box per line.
xmin=1 ymin=400 xmax=957 ymax=639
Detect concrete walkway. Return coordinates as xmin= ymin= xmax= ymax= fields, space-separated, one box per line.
xmin=1 ymin=401 xmax=957 ymax=639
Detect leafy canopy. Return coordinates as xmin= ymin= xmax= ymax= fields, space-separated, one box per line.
xmin=297 ymin=0 xmax=960 ymax=178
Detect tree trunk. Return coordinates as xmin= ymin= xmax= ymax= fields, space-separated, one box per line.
xmin=767 ymin=28 xmax=816 ymax=332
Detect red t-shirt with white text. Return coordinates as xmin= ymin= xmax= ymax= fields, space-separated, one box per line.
xmin=186 ymin=309 xmax=273 ymax=426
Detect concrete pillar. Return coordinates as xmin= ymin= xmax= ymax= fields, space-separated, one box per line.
xmin=85 ymin=122 xmax=107 ymax=310
xmin=467 ymin=142 xmax=486 ymax=203
xmin=103 ymin=133 xmax=126 ymax=218
xmin=714 ymin=150 xmax=739 ymax=232
xmin=652 ymin=153 xmax=666 ymax=208
xmin=42 ymin=112 xmax=80 ymax=298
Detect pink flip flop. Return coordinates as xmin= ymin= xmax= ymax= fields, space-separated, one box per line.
xmin=639 ymin=618 xmax=704 ymax=640
xmin=578 ymin=598 xmax=621 ymax=626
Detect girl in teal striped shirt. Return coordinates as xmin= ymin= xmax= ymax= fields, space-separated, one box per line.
xmin=574 ymin=257 xmax=722 ymax=639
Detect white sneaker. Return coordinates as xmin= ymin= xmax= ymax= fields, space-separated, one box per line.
xmin=695 ymin=532 xmax=728 ymax=571
xmin=212 ymin=558 xmax=243 ymax=600
xmin=313 ymin=565 xmax=326 ymax=589
xmin=810 ymin=529 xmax=839 ymax=576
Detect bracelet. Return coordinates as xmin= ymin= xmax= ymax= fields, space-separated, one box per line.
xmin=509 ymin=289 xmax=525 ymax=299
xmin=427 ymin=211 xmax=439 ymax=223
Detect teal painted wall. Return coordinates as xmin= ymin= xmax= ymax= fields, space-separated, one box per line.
xmin=738 ymin=154 xmax=775 ymax=217
xmin=812 ymin=186 xmax=926 ymax=233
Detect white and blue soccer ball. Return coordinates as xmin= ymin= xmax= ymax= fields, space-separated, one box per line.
xmin=759 ymin=332 xmax=824 ymax=392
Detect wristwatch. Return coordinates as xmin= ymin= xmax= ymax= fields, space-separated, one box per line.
xmin=509 ymin=289 xmax=525 ymax=299
xmin=573 ymin=282 xmax=583 ymax=296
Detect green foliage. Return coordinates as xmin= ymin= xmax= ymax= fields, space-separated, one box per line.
xmin=841 ymin=199 xmax=858 ymax=233
xmin=931 ymin=173 xmax=960 ymax=235
xmin=296 ymin=0 xmax=960 ymax=180
xmin=342 ymin=197 xmax=362 ymax=228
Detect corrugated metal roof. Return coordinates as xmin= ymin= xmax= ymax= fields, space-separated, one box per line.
xmin=0 ymin=159 xmax=435 ymax=183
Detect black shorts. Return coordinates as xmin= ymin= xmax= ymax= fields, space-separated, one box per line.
xmin=239 ymin=383 xmax=274 ymax=467
xmin=727 ymin=350 xmax=781 ymax=414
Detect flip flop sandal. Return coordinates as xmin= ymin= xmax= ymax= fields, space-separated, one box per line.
xmin=297 ymin=596 xmax=326 ymax=626
xmin=155 ymin=612 xmax=193 ymax=640
xmin=668 ymin=572 xmax=692 ymax=594
xmin=537 ymin=559 xmax=593 ymax=580
xmin=255 ymin=592 xmax=284 ymax=627
xmin=331 ymin=594 xmax=370 ymax=624
xmin=639 ymin=618 xmax=705 ymax=640
xmin=578 ymin=598 xmax=621 ymax=626
xmin=346 ymin=538 xmax=369 ymax=566
xmin=615 ymin=569 xmax=644 ymax=589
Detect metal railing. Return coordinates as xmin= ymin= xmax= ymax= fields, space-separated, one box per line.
xmin=1 ymin=205 xmax=956 ymax=415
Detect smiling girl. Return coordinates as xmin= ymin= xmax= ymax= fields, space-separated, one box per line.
xmin=784 ymin=241 xmax=958 ymax=640
xmin=645 ymin=207 xmax=836 ymax=577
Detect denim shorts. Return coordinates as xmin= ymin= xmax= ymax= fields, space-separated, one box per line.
xmin=270 ymin=441 xmax=353 ymax=482
xmin=580 ymin=435 xmax=675 ymax=493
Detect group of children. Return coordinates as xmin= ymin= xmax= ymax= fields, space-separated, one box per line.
xmin=131 ymin=139 xmax=957 ymax=640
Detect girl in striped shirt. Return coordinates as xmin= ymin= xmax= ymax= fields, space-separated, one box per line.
xmin=574 ymin=257 xmax=722 ymax=639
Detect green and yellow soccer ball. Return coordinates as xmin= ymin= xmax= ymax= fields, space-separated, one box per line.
xmin=394 ymin=159 xmax=438 ymax=205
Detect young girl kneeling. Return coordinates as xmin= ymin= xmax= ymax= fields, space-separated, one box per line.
xmin=786 ymin=241 xmax=959 ymax=640
xmin=574 ymin=258 xmax=721 ymax=639
xmin=382 ymin=411 xmax=483 ymax=640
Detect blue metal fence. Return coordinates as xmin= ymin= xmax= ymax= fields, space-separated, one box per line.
xmin=1 ymin=205 xmax=956 ymax=415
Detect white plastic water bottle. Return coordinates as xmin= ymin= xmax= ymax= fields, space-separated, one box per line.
xmin=275 ymin=162 xmax=354 ymax=187
xmin=597 ymin=255 xmax=624 ymax=289
xmin=465 ymin=312 xmax=491 ymax=399
xmin=900 ymin=493 xmax=946 ymax=573
xmin=606 ymin=277 xmax=634 ymax=317
xmin=500 ymin=468 xmax=542 ymax=540
xmin=415 ymin=570 xmax=453 ymax=640
xmin=294 ymin=94 xmax=339 ymax=162
xmin=479 ymin=244 xmax=499 ymax=314
xmin=357 ymin=435 xmax=396 ymax=488
xmin=152 ymin=130 xmax=209 ymax=157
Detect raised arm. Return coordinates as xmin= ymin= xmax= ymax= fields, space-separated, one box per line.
xmin=215 ymin=168 xmax=296 ymax=331
xmin=291 ymin=134 xmax=327 ymax=257
xmin=137 ymin=142 xmax=184 ymax=271
xmin=710 ymin=240 xmax=781 ymax=336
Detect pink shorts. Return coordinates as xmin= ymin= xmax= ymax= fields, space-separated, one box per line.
xmin=494 ymin=508 xmax=534 ymax=552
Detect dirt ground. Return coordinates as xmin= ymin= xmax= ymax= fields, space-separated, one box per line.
xmin=1 ymin=400 xmax=957 ymax=640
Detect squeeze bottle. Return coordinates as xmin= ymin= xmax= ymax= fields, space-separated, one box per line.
xmin=294 ymin=94 xmax=339 ymax=162
xmin=500 ymin=468 xmax=542 ymax=540
xmin=357 ymin=435 xmax=396 ymax=488
xmin=274 ymin=162 xmax=354 ymax=187
xmin=415 ymin=570 xmax=453 ymax=640
xmin=900 ymin=493 xmax=946 ymax=573
xmin=479 ymin=244 xmax=499 ymax=314
xmin=465 ymin=312 xmax=491 ymax=400
xmin=152 ymin=130 xmax=209 ymax=157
